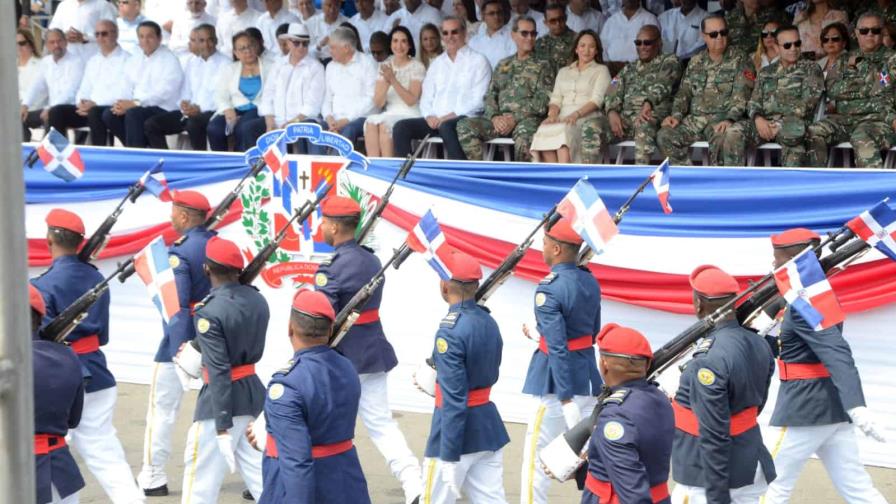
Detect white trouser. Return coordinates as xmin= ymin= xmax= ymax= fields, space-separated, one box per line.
xmin=180 ymin=415 xmax=263 ymax=504
xmin=763 ymin=423 xmax=889 ymax=504
xmin=519 ymin=394 xmax=597 ymax=504
xmin=49 ymin=484 xmax=79 ymax=504
xmin=138 ymin=362 xmax=184 ymax=489
xmin=421 ymin=449 xmax=507 ymax=504
xmin=359 ymin=372 xmax=422 ymax=502
xmin=68 ymin=386 xmax=145 ymax=504
xmin=672 ymin=463 xmax=767 ymax=504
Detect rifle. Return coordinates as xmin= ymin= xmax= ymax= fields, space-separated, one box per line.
xmin=329 ymin=243 xmax=413 ymax=347
xmin=355 ymin=134 xmax=429 ymax=244
xmin=203 ymin=157 xmax=268 ymax=231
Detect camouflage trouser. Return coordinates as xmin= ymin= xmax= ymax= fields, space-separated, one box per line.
xmin=456 ymin=116 xmax=540 ymax=161
xmin=807 ymin=114 xmax=896 ymax=168
xmin=579 ymin=114 xmax=612 ymax=164
xmin=612 ymin=115 xmax=661 ymax=165
xmin=655 ymin=114 xmax=726 ymax=165
xmin=721 ymin=117 xmax=808 ymax=167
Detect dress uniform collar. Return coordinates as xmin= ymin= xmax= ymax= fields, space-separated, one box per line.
xmin=209 ymin=281 xmax=241 ymax=294
xmin=293 ymin=345 xmax=329 ymax=358
xmin=448 ymin=299 xmax=478 ymax=311
xmin=334 ymin=239 xmax=360 ymax=251
xmin=550 ymin=261 xmax=578 ymax=272
xmin=713 ymin=319 xmax=741 ymax=331
xmin=52 ymin=254 xmax=81 ymax=267
xmin=615 ymin=377 xmax=649 ymax=390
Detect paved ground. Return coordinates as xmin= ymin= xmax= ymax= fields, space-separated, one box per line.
xmin=75 ymin=383 xmax=896 ymax=503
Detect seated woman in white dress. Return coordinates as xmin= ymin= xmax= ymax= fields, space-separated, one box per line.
xmin=363 ymin=26 xmax=426 ymax=157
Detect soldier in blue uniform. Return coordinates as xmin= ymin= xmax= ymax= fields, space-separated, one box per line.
xmin=30 ymin=283 xmax=85 ymax=504
xmin=255 ymin=289 xmax=371 ymax=504
xmin=180 ymin=237 xmax=268 ymax=503
xmin=763 ymin=228 xmax=888 ymax=504
xmin=520 ymin=216 xmax=602 ymax=504
xmin=670 ymin=265 xmax=776 ymax=504
xmin=138 ymin=190 xmax=215 ymax=496
xmin=31 ymin=209 xmax=145 ymax=503
xmin=420 ymin=248 xmax=510 ymax=504
xmin=581 ymin=323 xmax=674 ymax=504
xmin=314 ymin=195 xmax=422 ymax=503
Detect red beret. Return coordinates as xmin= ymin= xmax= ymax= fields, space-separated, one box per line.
xmin=46 ymin=208 xmax=85 ymax=235
xmin=28 ymin=284 xmax=46 ymax=317
xmin=172 ymin=190 xmax=211 ymax=212
xmin=321 ymin=196 xmax=361 ymax=217
xmin=445 ymin=247 xmax=482 ymax=282
xmin=546 ymin=217 xmax=583 ymax=245
xmin=689 ymin=264 xmax=739 ymax=298
xmin=597 ymin=323 xmax=653 ymax=359
xmin=292 ymin=289 xmax=336 ymax=321
xmin=771 ymin=228 xmax=821 ymax=248
xmin=205 ymin=236 xmax=244 ymax=269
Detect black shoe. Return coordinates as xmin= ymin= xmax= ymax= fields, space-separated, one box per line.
xmin=242 ymin=489 xmax=255 ymax=501
xmin=143 ymin=484 xmax=169 ymax=497
xmin=410 ymin=496 xmax=420 ymax=504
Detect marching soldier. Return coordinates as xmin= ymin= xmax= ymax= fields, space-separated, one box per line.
xmin=180 ymin=237 xmax=267 ymax=503
xmin=763 ymin=228 xmax=888 ymax=503
xmin=31 ymin=209 xmax=145 ymax=503
xmin=138 ymin=190 xmax=215 ymax=496
xmin=315 ymin=196 xmax=422 ymax=503
xmin=520 ymin=217 xmax=602 ymax=504
xmin=420 ymin=248 xmax=510 ymax=503
xmin=534 ymin=3 xmax=577 ymax=75
xmin=670 ymin=265 xmax=776 ymax=504
xmin=253 ymin=289 xmax=370 ymax=504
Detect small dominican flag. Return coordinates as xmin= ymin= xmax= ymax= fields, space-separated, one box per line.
xmin=406 ymin=210 xmax=452 ymax=280
xmin=133 ymin=237 xmax=180 ymax=324
xmin=36 ymin=127 xmax=85 ymax=182
xmin=651 ymin=158 xmax=673 ymax=214
xmin=139 ymin=159 xmax=171 ymax=201
xmin=773 ymin=249 xmax=845 ymax=330
xmin=846 ymin=200 xmax=896 ymax=262
xmin=881 ymin=69 xmax=891 ymax=87
xmin=557 ymin=177 xmax=619 ymax=254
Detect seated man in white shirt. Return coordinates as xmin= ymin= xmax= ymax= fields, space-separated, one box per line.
xmin=468 ymin=0 xmax=515 ymax=68
xmin=49 ymin=0 xmax=118 ymax=60
xmin=257 ymin=0 xmax=299 ymax=52
xmin=566 ymin=0 xmax=604 ymax=33
xmin=216 ymin=0 xmax=262 ymax=57
xmin=102 ymin=21 xmax=185 ymax=147
xmin=169 ymin=0 xmax=218 ymax=56
xmin=659 ymin=0 xmax=707 ymax=59
xmin=292 ymin=0 xmax=318 ymax=22
xmin=389 ymin=0 xmax=442 ymax=50
xmin=392 ymin=16 xmax=491 ymax=159
xmin=351 ymin=0 xmax=391 ymax=50
xmin=117 ymin=0 xmax=147 ymax=55
xmin=308 ymin=0 xmax=349 ymax=60
xmin=145 ymin=24 xmax=231 ymax=149
xmin=600 ymin=0 xmax=659 ymax=62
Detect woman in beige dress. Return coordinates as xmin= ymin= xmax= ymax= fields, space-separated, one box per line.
xmin=530 ymin=30 xmax=611 ymax=163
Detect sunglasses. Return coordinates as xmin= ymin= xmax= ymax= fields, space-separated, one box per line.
xmin=291 ymin=39 xmax=310 ymax=47
xmin=518 ymin=30 xmax=537 ymax=38
xmin=761 ymin=31 xmax=776 ymax=38
xmin=780 ymin=40 xmax=801 ymax=50
xmin=546 ymin=17 xmax=565 ymax=24
xmin=858 ymin=27 xmax=883 ymax=35
xmin=634 ymin=38 xmax=655 ymax=46
xmin=441 ymin=28 xmax=460 ymax=35
xmin=17 ymin=40 xmax=28 ymax=46
xmin=821 ymin=35 xmax=842 ymax=43
xmin=704 ymin=29 xmax=729 ymax=39
xmin=95 ymin=30 xmax=111 ymax=37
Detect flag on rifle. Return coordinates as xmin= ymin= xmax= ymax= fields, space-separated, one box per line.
xmin=133 ymin=236 xmax=180 ymax=324
xmin=773 ymin=249 xmax=845 ymax=330
xmin=36 ymin=127 xmax=85 ymax=182
xmin=406 ymin=209 xmax=452 ymax=280
xmin=557 ymin=177 xmax=618 ymax=254
xmin=846 ymin=200 xmax=896 ymax=262
xmin=651 ymin=158 xmax=672 ymax=214
xmin=139 ymin=160 xmax=171 ymax=201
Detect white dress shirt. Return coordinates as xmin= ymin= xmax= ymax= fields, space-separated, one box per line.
xmin=259 ymin=55 xmax=326 ymax=126
xmin=323 ymin=51 xmax=379 ymax=121
xmin=510 ymin=9 xmax=547 ymax=39
xmin=117 ymin=14 xmax=146 ymax=55
xmin=216 ymin=7 xmax=262 ymax=56
xmin=181 ymin=50 xmax=232 ymax=112
xmin=419 ymin=44 xmax=491 ymax=117
xmin=306 ymin=12 xmax=350 ymax=59
xmin=169 ymin=11 xmax=218 ymax=55
xmin=76 ymin=45 xmax=131 ymax=106
xmin=565 ymin=6 xmax=604 ymax=34
xmin=125 ymin=45 xmax=185 ymax=110
xmin=18 ymin=57 xmax=44 ymax=109
xmin=659 ymin=6 xmax=707 ymax=58
xmin=388 ymin=2 xmax=442 ymax=50
xmin=600 ymin=7 xmax=659 ymax=62
xmin=256 ymin=7 xmax=300 ymax=53
xmin=48 ymin=0 xmax=118 ymax=60
xmin=467 ymin=24 xmax=515 ymax=69
xmin=599 ymin=0 xmax=669 ymax=16
xmin=23 ymin=51 xmax=85 ymax=109
xmin=350 ymin=9 xmax=392 ymax=50
xmin=143 ymin=0 xmax=187 ymax=43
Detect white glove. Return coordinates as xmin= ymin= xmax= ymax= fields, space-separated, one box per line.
xmin=217 ymin=433 xmax=236 ymax=473
xmin=248 ymin=413 xmax=266 ymax=452
xmin=413 ymin=359 xmax=437 ymax=397
xmin=848 ymin=407 xmax=887 ymax=442
xmin=440 ymin=461 xmax=461 ymax=499
xmin=561 ymin=401 xmax=581 ymax=430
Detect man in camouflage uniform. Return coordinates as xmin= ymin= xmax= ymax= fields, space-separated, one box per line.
xmin=656 ymin=14 xmax=755 ymax=165
xmin=457 ymin=16 xmax=553 ymax=161
xmin=807 ymin=13 xmax=896 ymax=168
xmin=725 ymin=0 xmax=787 ymax=54
xmin=534 ymin=3 xmax=576 ymax=75
xmin=721 ymin=25 xmax=824 ymax=167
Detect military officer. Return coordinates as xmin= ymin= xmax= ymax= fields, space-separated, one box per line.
xmin=534 ymin=3 xmax=577 ymax=74
xmin=581 ymin=323 xmax=673 ymax=504
xmin=254 ymin=289 xmax=370 ymax=504
xmin=180 ymin=237 xmax=267 ymax=503
xmin=520 ymin=216 xmax=602 ymax=504
xmin=763 ymin=228 xmax=888 ymax=504
xmin=656 ymin=14 xmax=756 ymax=166
xmin=670 ymin=265 xmax=776 ymax=504
xmin=315 ymin=196 xmax=422 ymax=503
xmin=138 ymin=190 xmax=216 ymax=496
xmin=456 ymin=16 xmax=553 ymax=161
xmin=420 ymin=248 xmax=510 ymax=503
xmin=31 ymin=209 xmax=145 ymax=504
xmin=724 ymin=0 xmax=787 ymax=55
xmin=30 ymin=283 xmax=85 ymax=504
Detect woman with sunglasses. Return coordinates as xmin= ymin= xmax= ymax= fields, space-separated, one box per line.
xmin=794 ymin=0 xmax=847 ymax=58
xmin=753 ymin=20 xmax=781 ymax=70
xmin=816 ymin=22 xmax=848 ymax=76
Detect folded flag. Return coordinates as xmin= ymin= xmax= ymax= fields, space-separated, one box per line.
xmin=557 ymin=177 xmax=619 ymax=254
xmin=406 ymin=210 xmax=451 ymax=280
xmin=133 ymin=237 xmax=180 ymax=324
xmin=651 ymin=158 xmax=672 ymax=214
xmin=846 ymin=200 xmax=896 ymax=262
xmin=773 ymin=249 xmax=845 ymax=330
xmin=139 ymin=159 xmax=171 ymax=201
xmin=36 ymin=127 xmax=85 ymax=182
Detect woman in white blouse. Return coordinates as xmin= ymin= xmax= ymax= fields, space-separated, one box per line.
xmin=18 ymin=28 xmax=43 ymax=140
xmin=364 ymin=26 xmax=426 ymax=157
xmin=530 ymin=30 xmax=611 ymax=163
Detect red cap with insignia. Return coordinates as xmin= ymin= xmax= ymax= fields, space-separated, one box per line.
xmin=597 ymin=323 xmax=653 ymax=359
xmin=771 ymin=228 xmax=821 ymax=248
xmin=29 ymin=284 xmax=46 ymax=317
xmin=545 ymin=217 xmax=583 ymax=245
xmin=205 ymin=236 xmax=244 ymax=269
xmin=321 ymin=196 xmax=361 ymax=217
xmin=46 ymin=208 xmax=85 ymax=235
xmin=445 ymin=247 xmax=482 ymax=282
xmin=291 ymin=289 xmax=336 ymax=321
xmin=172 ymin=190 xmax=211 ymax=212
xmin=689 ymin=264 xmax=739 ymax=298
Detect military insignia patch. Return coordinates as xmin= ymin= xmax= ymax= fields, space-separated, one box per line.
xmin=539 ymin=273 xmax=557 ymax=284
xmin=603 ymin=421 xmax=625 ymax=441
xmin=197 ymin=318 xmax=210 ymax=334
xmin=440 ymin=312 xmax=459 ymax=328
xmin=535 ymin=293 xmax=547 ymax=307
xmin=436 ymin=337 xmax=449 ymax=353
xmin=169 ymin=255 xmax=180 ymax=268
xmin=269 ymin=383 xmax=285 ymax=400
xmin=744 ymin=70 xmax=756 ymax=81
xmin=697 ymin=368 xmax=716 ymax=386
xmin=315 ymin=273 xmax=328 ymax=287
